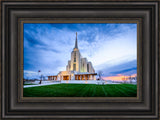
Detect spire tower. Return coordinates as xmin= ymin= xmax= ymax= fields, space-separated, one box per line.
xmin=74 ymin=32 xmax=78 ymax=49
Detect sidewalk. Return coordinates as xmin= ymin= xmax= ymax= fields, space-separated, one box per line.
xmin=23 ymin=80 xmax=104 ymax=88
xmin=23 ymin=82 xmax=60 ymax=88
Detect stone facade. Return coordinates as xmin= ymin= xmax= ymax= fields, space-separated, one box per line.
xmin=66 ymin=33 xmax=95 ymax=73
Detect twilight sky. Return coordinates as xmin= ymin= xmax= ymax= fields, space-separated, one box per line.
xmin=23 ymin=23 xmax=137 ymax=80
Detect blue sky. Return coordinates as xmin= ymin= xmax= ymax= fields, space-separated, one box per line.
xmin=23 ymin=23 xmax=137 ymax=79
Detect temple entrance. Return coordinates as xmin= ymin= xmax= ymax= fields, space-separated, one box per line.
xmin=63 ymin=76 xmax=69 ymax=80
xmin=75 ymin=75 xmax=81 ymax=80
xmin=78 ymin=75 xmax=81 ymax=80
xmin=85 ymin=75 xmax=88 ymax=80
xmin=82 ymin=75 xmax=88 ymax=80
xmin=75 ymin=75 xmax=90 ymax=80
xmin=74 ymin=74 xmax=97 ymax=80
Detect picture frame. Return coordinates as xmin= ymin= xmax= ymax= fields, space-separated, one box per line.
xmin=1 ymin=0 xmax=159 ymax=119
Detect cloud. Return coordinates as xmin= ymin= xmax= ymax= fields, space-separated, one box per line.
xmin=102 ymin=73 xmax=137 ymax=81
xmin=24 ymin=70 xmax=38 ymax=78
xmin=23 ymin=23 xmax=137 ymax=79
xmin=110 ymin=67 xmax=137 ymax=75
xmin=99 ymin=59 xmax=137 ymax=76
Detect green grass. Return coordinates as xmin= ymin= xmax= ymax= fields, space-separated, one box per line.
xmin=23 ymin=84 xmax=137 ymax=97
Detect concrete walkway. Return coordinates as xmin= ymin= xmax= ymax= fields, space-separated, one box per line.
xmin=24 ymin=82 xmax=60 ymax=88
xmin=23 ymin=80 xmax=110 ymax=88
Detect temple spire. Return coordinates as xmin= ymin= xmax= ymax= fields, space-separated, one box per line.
xmin=74 ymin=32 xmax=78 ymax=49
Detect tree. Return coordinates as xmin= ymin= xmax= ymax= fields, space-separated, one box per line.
xmin=98 ymin=71 xmax=103 ymax=80
xmin=40 ymin=74 xmax=43 ymax=80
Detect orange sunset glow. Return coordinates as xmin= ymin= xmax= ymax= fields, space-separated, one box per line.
xmin=102 ymin=74 xmax=137 ymax=81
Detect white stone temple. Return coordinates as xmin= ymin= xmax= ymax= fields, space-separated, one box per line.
xmin=48 ymin=32 xmax=97 ymax=80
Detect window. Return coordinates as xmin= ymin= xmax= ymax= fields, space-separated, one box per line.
xmin=74 ymin=52 xmax=76 ymax=62
xmin=87 ymin=64 xmax=89 ymax=72
xmin=73 ymin=64 xmax=76 ymax=71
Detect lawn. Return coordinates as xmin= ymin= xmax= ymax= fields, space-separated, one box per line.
xmin=23 ymin=84 xmax=137 ymax=97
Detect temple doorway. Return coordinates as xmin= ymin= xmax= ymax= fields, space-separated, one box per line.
xmin=63 ymin=76 xmax=69 ymax=80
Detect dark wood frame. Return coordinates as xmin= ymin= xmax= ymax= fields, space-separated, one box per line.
xmin=20 ymin=19 xmax=141 ymax=102
xmin=1 ymin=0 xmax=159 ymax=119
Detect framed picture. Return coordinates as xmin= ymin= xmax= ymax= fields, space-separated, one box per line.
xmin=23 ymin=22 xmax=138 ymax=98
xmin=1 ymin=0 xmax=159 ymax=119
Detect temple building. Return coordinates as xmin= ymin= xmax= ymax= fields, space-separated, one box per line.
xmin=48 ymin=32 xmax=97 ymax=80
